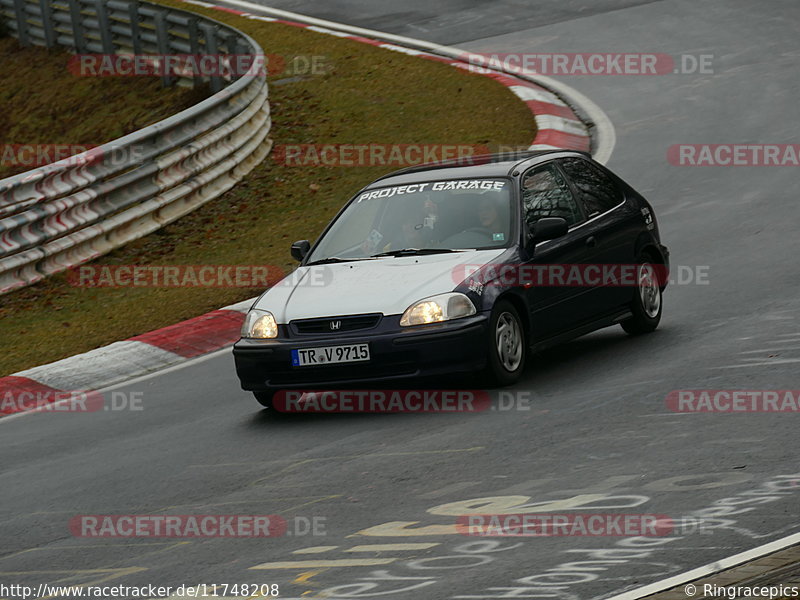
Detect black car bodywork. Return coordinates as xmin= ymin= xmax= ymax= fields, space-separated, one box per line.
xmin=234 ymin=150 xmax=669 ymax=397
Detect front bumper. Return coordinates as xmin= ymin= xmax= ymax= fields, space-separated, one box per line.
xmin=233 ymin=314 xmax=489 ymax=392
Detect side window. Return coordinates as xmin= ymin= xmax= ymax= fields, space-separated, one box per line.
xmin=560 ymin=157 xmax=623 ymax=217
xmin=521 ymin=163 xmax=583 ymax=227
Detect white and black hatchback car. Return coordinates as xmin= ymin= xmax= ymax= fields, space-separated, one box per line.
xmin=234 ymin=151 xmax=669 ymax=408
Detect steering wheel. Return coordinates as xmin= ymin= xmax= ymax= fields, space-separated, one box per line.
xmin=462 ymin=226 xmax=494 ymax=240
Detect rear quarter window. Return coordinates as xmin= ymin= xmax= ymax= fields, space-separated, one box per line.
xmin=560 ymin=157 xmax=624 ymax=217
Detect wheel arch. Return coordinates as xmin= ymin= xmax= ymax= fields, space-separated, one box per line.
xmin=494 ymin=290 xmax=531 ymax=342
xmin=634 ymin=235 xmax=669 ymax=289
xmin=634 ymin=233 xmax=665 ymax=262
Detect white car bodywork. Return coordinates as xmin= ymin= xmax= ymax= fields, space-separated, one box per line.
xmin=253 ymin=249 xmax=506 ymax=322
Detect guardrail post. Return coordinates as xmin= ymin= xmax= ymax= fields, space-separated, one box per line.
xmin=38 ymin=0 xmax=56 ymax=47
xmin=12 ymin=0 xmax=30 ymax=47
xmin=225 ymin=32 xmax=239 ymax=54
xmin=199 ymin=21 xmax=222 ymax=93
xmin=94 ymin=0 xmax=113 ymax=53
xmin=67 ymin=0 xmax=86 ymax=52
xmin=153 ymin=10 xmax=172 ymax=88
xmin=128 ymin=1 xmax=142 ymax=56
xmin=225 ymin=32 xmax=240 ymax=83
xmin=187 ymin=16 xmax=203 ymax=89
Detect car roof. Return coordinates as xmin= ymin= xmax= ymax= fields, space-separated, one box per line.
xmin=365 ymin=149 xmax=591 ymax=189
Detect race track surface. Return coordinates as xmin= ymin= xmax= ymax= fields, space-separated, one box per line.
xmin=2 ymin=1 xmax=799 ymax=598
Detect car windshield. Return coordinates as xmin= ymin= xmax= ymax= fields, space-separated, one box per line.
xmin=306 ymin=178 xmax=514 ymax=263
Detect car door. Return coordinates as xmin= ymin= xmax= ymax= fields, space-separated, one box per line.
xmin=558 ymin=157 xmax=638 ymax=313
xmin=520 ymin=161 xmax=599 ymax=338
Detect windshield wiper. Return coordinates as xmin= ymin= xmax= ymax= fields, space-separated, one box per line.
xmin=305 ymin=256 xmax=372 ymax=265
xmin=370 ymin=248 xmax=463 ymax=258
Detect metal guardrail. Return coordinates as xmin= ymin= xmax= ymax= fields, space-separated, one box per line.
xmin=0 ymin=0 xmax=272 ymax=294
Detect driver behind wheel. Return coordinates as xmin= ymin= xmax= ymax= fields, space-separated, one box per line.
xmin=466 ymin=192 xmax=509 ymax=244
xmin=361 ymin=195 xmax=440 ymax=254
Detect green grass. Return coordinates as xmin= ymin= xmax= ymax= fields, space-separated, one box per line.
xmin=0 ymin=2 xmax=537 ymax=376
xmin=0 ymin=37 xmax=207 ymax=179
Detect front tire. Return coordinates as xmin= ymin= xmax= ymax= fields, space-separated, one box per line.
xmin=621 ymin=259 xmax=663 ymax=335
xmin=483 ymin=300 xmax=526 ymax=386
xmin=253 ymin=391 xmax=274 ymax=409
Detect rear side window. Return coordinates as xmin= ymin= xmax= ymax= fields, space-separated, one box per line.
xmin=560 ymin=157 xmax=623 ymax=217
xmin=521 ymin=163 xmax=583 ymax=227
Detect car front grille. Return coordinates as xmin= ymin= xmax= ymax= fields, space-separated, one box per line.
xmin=290 ymin=314 xmax=382 ymax=335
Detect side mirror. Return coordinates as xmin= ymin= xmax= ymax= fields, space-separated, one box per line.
xmin=291 ymin=240 xmax=311 ymax=262
xmin=530 ymin=217 xmax=568 ymax=243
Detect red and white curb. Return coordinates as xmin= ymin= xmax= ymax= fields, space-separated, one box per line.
xmin=182 ymin=0 xmax=592 ymax=153
xmin=1 ymin=5 xmax=598 ymax=416
xmin=0 ymin=297 xmax=255 ymax=415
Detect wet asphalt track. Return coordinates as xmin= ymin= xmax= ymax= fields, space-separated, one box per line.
xmin=2 ymin=1 xmax=800 ymax=598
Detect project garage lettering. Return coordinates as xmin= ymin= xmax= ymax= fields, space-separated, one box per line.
xmin=357 ymin=179 xmax=507 ymax=202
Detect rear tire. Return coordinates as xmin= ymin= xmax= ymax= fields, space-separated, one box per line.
xmin=483 ymin=300 xmax=527 ymax=386
xmin=253 ymin=391 xmax=274 ymax=409
xmin=621 ymin=258 xmax=663 ymax=335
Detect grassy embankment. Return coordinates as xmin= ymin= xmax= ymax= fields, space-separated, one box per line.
xmin=0 ymin=5 xmax=536 ymax=375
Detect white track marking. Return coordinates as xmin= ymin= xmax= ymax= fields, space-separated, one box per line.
xmin=739 ymin=347 xmax=800 ymax=353
xmin=717 ymin=358 xmax=800 ymax=368
xmin=602 ymin=531 xmax=800 ymax=600
xmin=346 ymin=543 xmax=440 ymax=552
xmin=292 ymin=546 xmax=339 ymax=554
xmin=251 ymin=558 xmax=396 ymax=569
xmin=419 ymin=481 xmax=481 ymax=499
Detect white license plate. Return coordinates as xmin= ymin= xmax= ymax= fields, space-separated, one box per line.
xmin=291 ymin=344 xmax=370 ymax=367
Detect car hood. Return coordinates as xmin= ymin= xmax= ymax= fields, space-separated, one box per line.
xmin=254 ymin=249 xmax=505 ymax=322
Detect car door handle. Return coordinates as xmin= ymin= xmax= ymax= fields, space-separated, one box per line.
xmin=585 ymin=236 xmax=597 ymax=248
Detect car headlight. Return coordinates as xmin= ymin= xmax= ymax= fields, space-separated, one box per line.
xmin=241 ymin=309 xmax=278 ymax=339
xmin=400 ymin=292 xmax=476 ymax=327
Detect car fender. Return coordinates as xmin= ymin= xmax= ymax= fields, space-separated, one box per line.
xmin=454 ymin=248 xmax=531 ymax=331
